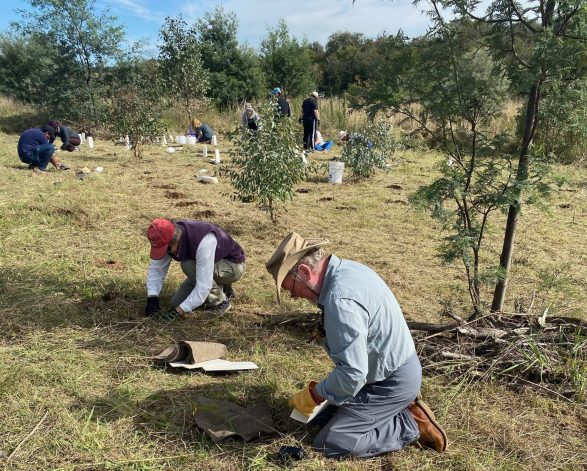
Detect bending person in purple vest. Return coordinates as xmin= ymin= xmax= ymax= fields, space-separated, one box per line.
xmin=144 ymin=218 xmax=246 ymax=319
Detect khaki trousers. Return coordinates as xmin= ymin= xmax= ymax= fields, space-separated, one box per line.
xmin=170 ymin=259 xmax=245 ymax=309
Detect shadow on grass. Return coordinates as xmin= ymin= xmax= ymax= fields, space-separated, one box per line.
xmin=0 ymin=264 xmax=317 ymax=363
xmin=81 ymin=380 xmax=303 ymax=447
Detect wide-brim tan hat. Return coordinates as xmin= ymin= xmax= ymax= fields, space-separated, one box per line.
xmin=266 ymin=232 xmax=328 ymax=303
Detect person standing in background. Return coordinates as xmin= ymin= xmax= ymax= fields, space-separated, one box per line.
xmin=273 ymin=88 xmax=291 ymax=117
xmin=300 ymin=91 xmax=320 ymax=150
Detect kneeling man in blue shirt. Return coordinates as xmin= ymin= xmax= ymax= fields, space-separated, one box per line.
xmin=266 ymin=232 xmax=447 ymax=458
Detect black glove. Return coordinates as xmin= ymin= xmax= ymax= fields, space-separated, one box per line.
xmin=145 ymin=296 xmax=160 ymax=316
xmin=155 ymin=308 xmax=181 ymax=321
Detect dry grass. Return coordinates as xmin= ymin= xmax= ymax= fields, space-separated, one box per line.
xmin=0 ymin=97 xmax=586 ymax=470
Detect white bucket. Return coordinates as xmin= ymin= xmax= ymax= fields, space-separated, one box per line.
xmin=187 ymin=135 xmax=197 ymax=145
xmin=211 ymin=135 xmax=217 ymax=146
xmin=176 ymin=135 xmax=186 ymax=145
xmin=87 ymin=136 xmax=94 ymax=149
xmin=202 ymin=145 xmax=208 ymax=158
xmin=328 ymin=161 xmax=344 ymax=184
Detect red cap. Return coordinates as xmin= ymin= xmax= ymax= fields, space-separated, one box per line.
xmin=147 ymin=218 xmax=174 ymax=259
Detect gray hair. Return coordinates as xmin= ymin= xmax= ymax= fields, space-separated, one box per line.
xmin=292 ymin=247 xmax=325 ymax=273
xmin=171 ymin=224 xmax=182 ymax=245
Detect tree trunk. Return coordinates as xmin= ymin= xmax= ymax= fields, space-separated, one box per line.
xmin=491 ymin=83 xmax=540 ymax=312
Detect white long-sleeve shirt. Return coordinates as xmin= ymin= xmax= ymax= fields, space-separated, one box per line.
xmin=146 ymin=233 xmax=217 ymax=312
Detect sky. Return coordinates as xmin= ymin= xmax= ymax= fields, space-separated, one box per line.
xmin=0 ymin=0 xmax=435 ymax=53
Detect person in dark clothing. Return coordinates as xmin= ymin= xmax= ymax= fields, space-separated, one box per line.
xmin=17 ymin=125 xmax=70 ymax=171
xmin=190 ymin=118 xmax=214 ymax=143
xmin=145 ymin=218 xmax=246 ymax=319
xmin=48 ymin=120 xmax=81 ymax=151
xmin=272 ymin=87 xmax=291 ymax=117
xmin=301 ymin=91 xmax=320 ymax=149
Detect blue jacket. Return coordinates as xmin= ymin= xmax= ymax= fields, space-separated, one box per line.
xmin=55 ymin=125 xmax=79 ymax=149
xmin=197 ymin=124 xmax=214 ymax=141
xmin=315 ymin=255 xmax=417 ymax=405
xmin=17 ymin=128 xmax=48 ymax=158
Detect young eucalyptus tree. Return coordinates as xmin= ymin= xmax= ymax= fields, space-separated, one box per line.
xmin=340 ymin=121 xmax=396 ymax=178
xmin=223 ymin=101 xmax=305 ymax=223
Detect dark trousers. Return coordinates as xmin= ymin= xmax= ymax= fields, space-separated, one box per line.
xmin=303 ymin=118 xmax=316 ymax=149
xmin=312 ymin=354 xmax=422 ymax=458
xmin=19 ymin=143 xmax=55 ymax=170
xmin=63 ymin=136 xmax=81 ymax=151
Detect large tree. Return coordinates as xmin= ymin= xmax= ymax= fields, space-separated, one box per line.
xmin=0 ymin=31 xmax=61 ymax=106
xmin=322 ymin=32 xmax=369 ymax=96
xmin=260 ymin=19 xmax=315 ymax=97
xmin=13 ymin=0 xmax=125 ymax=123
xmin=195 ymin=5 xmax=265 ymax=107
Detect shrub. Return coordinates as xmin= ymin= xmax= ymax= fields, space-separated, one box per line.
xmin=340 ymin=120 xmax=396 ymax=178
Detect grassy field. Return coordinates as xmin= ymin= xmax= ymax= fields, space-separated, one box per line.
xmin=0 ymin=99 xmax=586 ymax=470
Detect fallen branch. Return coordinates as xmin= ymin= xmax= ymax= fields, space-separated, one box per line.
xmin=444 ymin=310 xmax=466 ymax=325
xmin=414 ymin=313 xmax=586 ymax=403
xmin=407 ymin=322 xmax=455 ymax=333
xmin=456 ymin=326 xmax=508 ymax=340
xmin=441 ymin=351 xmax=476 ymax=360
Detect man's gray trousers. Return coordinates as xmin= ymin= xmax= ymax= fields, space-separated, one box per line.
xmin=312 ymin=353 xmax=422 ymax=458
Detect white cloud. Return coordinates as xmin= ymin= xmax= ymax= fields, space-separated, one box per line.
xmin=109 ymin=0 xmax=166 ymax=23
xmin=176 ymin=0 xmax=432 ymax=47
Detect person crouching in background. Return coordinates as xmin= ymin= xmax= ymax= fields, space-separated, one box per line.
xmin=48 ymin=120 xmax=81 ymax=151
xmin=189 ymin=118 xmax=214 ymax=144
xmin=17 ymin=125 xmax=70 ymax=171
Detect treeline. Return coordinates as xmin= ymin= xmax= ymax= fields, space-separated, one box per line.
xmin=0 ymin=2 xmax=409 ymax=120
xmin=1 ymin=0 xmax=587 ymax=167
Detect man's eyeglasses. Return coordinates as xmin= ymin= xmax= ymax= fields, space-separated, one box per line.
xmin=288 ymin=268 xmax=301 ymax=296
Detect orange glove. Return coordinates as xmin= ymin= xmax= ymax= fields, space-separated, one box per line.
xmin=289 ymin=381 xmax=323 ymax=416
